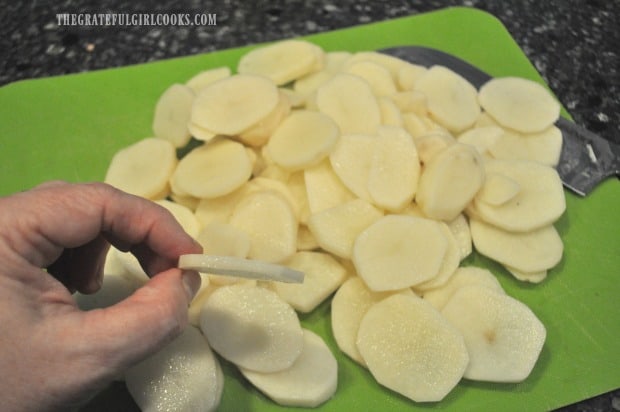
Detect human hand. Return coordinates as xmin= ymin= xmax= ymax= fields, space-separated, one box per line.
xmin=0 ymin=181 xmax=202 ymax=412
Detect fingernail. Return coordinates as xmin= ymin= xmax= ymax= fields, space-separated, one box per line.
xmin=181 ymin=270 xmax=201 ymax=301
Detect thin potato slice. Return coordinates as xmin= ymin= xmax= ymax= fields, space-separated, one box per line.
xmin=478 ymin=77 xmax=560 ymax=133
xmin=345 ymin=60 xmax=398 ymax=97
xmin=441 ymin=286 xmax=546 ymax=382
xmin=304 ymin=159 xmax=356 ymax=215
xmin=155 ymin=199 xmax=201 ymax=238
xmin=475 ymin=172 xmax=521 ymax=206
xmin=488 ymin=126 xmax=563 ymax=167
xmin=422 ymin=266 xmax=505 ymax=311
xmin=456 ymin=126 xmax=504 ymax=156
xmin=414 ymin=65 xmax=480 ymax=133
xmin=316 ymin=73 xmax=381 ymax=134
xmin=238 ymin=40 xmax=324 ymax=86
xmin=414 ymin=132 xmax=455 ymax=165
xmin=470 ymin=218 xmax=563 ymax=273
xmin=200 ymin=284 xmax=304 ymax=373
xmin=126 ymin=326 xmax=224 ymax=412
xmin=271 ymin=251 xmax=347 ymax=313
xmin=447 ymin=213 xmax=473 ymax=260
xmin=228 ymin=190 xmax=298 ymax=263
xmin=416 ymin=143 xmax=485 ymax=221
xmin=186 ymin=67 xmax=232 ymax=93
xmin=378 ymin=96 xmax=404 ymax=126
xmin=192 ymin=74 xmax=279 ymax=135
xmin=266 ymin=110 xmax=339 ymax=171
xmin=353 ymin=215 xmax=448 ymax=291
xmin=357 ymin=294 xmax=469 ymax=402
xmin=308 ymin=199 xmax=383 ymax=260
xmin=171 ymin=138 xmax=252 ymax=199
xmin=152 ymin=84 xmax=194 ymax=147
xmin=331 ymin=276 xmax=413 ymax=366
xmin=239 ymin=329 xmax=337 ymax=408
xmin=104 ymin=137 xmax=176 ymax=200
xmin=470 ymin=159 xmax=565 ymax=232
xmin=506 ymin=266 xmax=548 ymax=283
xmin=414 ymin=223 xmax=461 ymax=291
xmin=187 ymin=122 xmax=217 ymax=142
xmin=328 ymin=133 xmax=375 ymax=202
xmin=238 ymin=91 xmax=291 ymax=147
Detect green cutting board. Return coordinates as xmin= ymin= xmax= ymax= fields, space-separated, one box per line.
xmin=1 ymin=7 xmax=618 ymax=412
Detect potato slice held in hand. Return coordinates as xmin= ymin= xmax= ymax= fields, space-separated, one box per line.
xmin=125 ymin=326 xmax=224 ymax=412
xmin=191 ymin=74 xmax=279 ymax=135
xmin=478 ymin=76 xmax=560 ymax=133
xmin=152 ymin=84 xmax=194 ymax=147
xmin=416 ymin=143 xmax=485 ymax=221
xmin=353 ymin=215 xmax=448 ymax=291
xmin=357 ymin=294 xmax=469 ymax=402
xmin=240 ymin=329 xmax=338 ymax=408
xmin=441 ymin=286 xmax=546 ymax=382
xmin=104 ymin=137 xmax=176 ymax=200
xmin=266 ymin=110 xmax=339 ymax=171
xmin=200 ymin=284 xmax=304 ymax=373
xmin=171 ymin=138 xmax=252 ymax=199
xmin=238 ymin=39 xmax=324 ymax=85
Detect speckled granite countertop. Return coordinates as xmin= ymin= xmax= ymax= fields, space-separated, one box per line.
xmin=1 ymin=1 xmax=619 ymax=411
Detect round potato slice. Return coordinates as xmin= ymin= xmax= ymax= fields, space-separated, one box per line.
xmin=170 ymin=138 xmax=252 ymax=199
xmin=152 ymin=84 xmax=194 ymax=147
xmin=266 ymin=110 xmax=339 ymax=171
xmin=478 ymin=76 xmax=561 ymax=133
xmin=357 ymin=293 xmax=469 ymax=402
xmin=414 ymin=65 xmax=480 ymax=133
xmin=238 ymin=40 xmax=324 ymax=86
xmin=353 ymin=215 xmax=448 ymax=291
xmin=191 ymin=74 xmax=279 ymax=135
xmin=200 ymin=284 xmax=304 ymax=373
xmin=104 ymin=137 xmax=176 ymax=200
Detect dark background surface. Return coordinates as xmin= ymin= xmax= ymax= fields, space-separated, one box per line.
xmin=1 ymin=1 xmax=619 ymax=411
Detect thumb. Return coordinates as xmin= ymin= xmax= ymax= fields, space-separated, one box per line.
xmin=78 ymin=268 xmax=201 ymax=371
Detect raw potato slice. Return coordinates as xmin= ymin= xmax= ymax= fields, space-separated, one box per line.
xmin=414 ymin=223 xmax=461 ymax=291
xmin=488 ymin=126 xmax=563 ymax=167
xmin=414 ymin=65 xmax=480 ymax=133
xmin=353 ymin=215 xmax=448 ymax=291
xmin=155 ymin=199 xmax=201 ymax=238
xmin=308 ymin=199 xmax=383 ymax=259
xmin=506 ymin=266 xmax=548 ymax=283
xmin=367 ymin=126 xmax=420 ymax=211
xmin=378 ymin=97 xmax=404 ymax=126
xmin=304 ymin=159 xmax=356 ymax=214
xmin=191 ymin=74 xmax=279 ymax=135
xmin=345 ymin=60 xmax=398 ymax=97
xmin=390 ymin=90 xmax=427 ymax=115
xmin=296 ymin=224 xmax=319 ymax=251
xmin=239 ymin=329 xmax=337 ymax=408
xmin=194 ymin=184 xmax=250 ymax=226
xmin=196 ymin=221 xmax=250 ymax=258
xmin=316 ymin=73 xmax=381 ymax=134
xmin=200 ymin=284 xmax=304 ymax=372
xmin=470 ymin=218 xmax=563 ymax=273
xmin=414 ymin=132 xmax=455 ymax=165
xmin=328 ymin=133 xmax=375 ymax=202
xmin=186 ymin=67 xmax=231 ymax=92
xmin=397 ymin=63 xmax=427 ymax=91
xmin=331 ymin=276 xmax=413 ymax=365
xmin=357 ymin=294 xmax=469 ymax=402
xmin=74 ymin=273 xmax=135 ymax=311
xmin=152 ymin=84 xmax=194 ymax=147
xmin=422 ymin=266 xmax=505 ymax=310
xmin=457 ymin=126 xmax=504 ymax=156
xmin=104 ymin=137 xmax=176 ymax=199
xmin=441 ymin=286 xmax=546 ymax=382
xmin=271 ymin=251 xmax=347 ymax=313
xmin=447 ymin=214 xmax=472 ymax=260
xmin=248 ymin=177 xmax=302 ymax=221
xmin=346 ymin=51 xmax=412 ymax=79
xmin=475 ymin=172 xmax=521 ymax=206
xmin=187 ymin=122 xmax=217 ymax=142
xmin=170 ymin=192 xmax=200 ymax=211
xmin=266 ymin=110 xmax=339 ymax=171
xmin=125 ymin=326 xmax=224 ymax=412
xmin=238 ymin=91 xmax=291 ymax=147
xmin=470 ymin=159 xmax=565 ymax=232
xmin=416 ymin=143 xmax=485 ymax=221
xmin=171 ymin=138 xmax=252 ymax=199
xmin=228 ymin=190 xmax=297 ymax=263
xmin=286 ymin=172 xmax=311 ymax=224
xmin=478 ymin=77 xmax=560 ymax=133
xmin=238 ymin=40 xmax=324 ymax=85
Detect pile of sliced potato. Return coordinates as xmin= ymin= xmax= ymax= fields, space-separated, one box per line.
xmin=91 ymin=38 xmax=567 ymax=409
